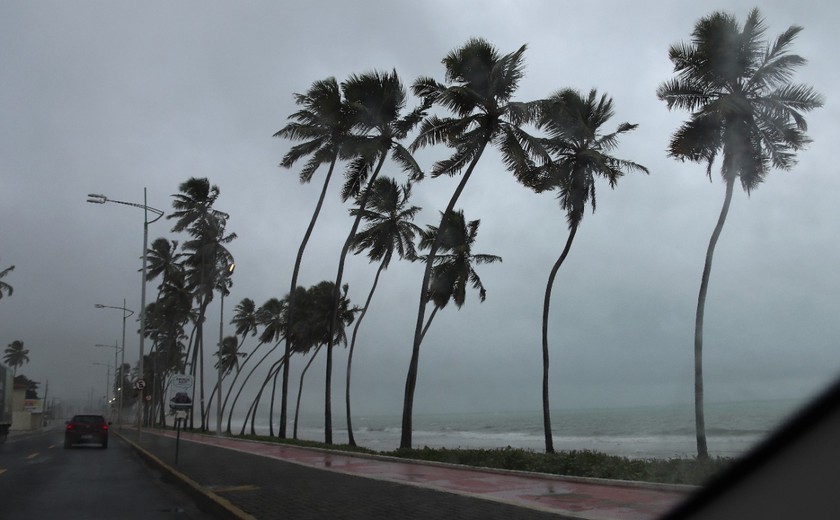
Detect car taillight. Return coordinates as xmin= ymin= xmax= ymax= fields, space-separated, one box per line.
xmin=102 ymin=424 xmax=109 ymax=430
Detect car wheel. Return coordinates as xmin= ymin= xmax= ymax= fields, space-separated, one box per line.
xmin=102 ymin=440 xmax=108 ymax=449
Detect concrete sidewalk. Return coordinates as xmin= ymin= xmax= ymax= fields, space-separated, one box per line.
xmin=119 ymin=428 xmax=691 ymax=519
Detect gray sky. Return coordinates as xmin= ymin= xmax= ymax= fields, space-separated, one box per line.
xmin=1 ymin=1 xmax=838 ymax=420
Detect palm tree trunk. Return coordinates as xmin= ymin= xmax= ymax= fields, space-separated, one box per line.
xmin=221 ymin=341 xmax=266 ymax=433
xmin=345 ymin=260 xmax=386 ymax=446
xmin=420 ymin=305 xmax=439 ymax=345
xmin=280 ymin=157 xmax=338 ymax=439
xmin=295 ymin=346 xmax=322 ymax=439
xmin=541 ymin=224 xmax=578 ymax=454
xmin=401 ymin=139 xmax=489 ymax=449
xmin=269 ymin=363 xmax=282 ymax=437
xmin=694 ymin=175 xmax=735 ymax=459
xmin=227 ymin=343 xmax=282 ymax=433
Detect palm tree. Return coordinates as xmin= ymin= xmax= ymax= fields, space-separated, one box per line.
xmin=145 ymin=238 xmax=185 ymax=295
xmin=518 ymin=88 xmax=647 ymax=453
xmin=3 ymin=340 xmax=29 ymax=376
xmin=307 ymin=280 xmax=357 ymax=444
xmin=657 ymin=8 xmax=823 ymax=458
xmin=168 ymin=177 xmax=236 ymax=429
xmin=204 ymin=335 xmax=245 ymax=420
xmin=416 ymin=210 xmax=501 ymax=340
xmin=0 ymin=264 xmax=14 ymax=300
xmin=274 ymin=77 xmax=356 ymax=439
xmin=344 ymin=177 xmax=422 ymax=445
xmin=226 ymin=297 xmax=286 ymax=434
xmin=401 ymin=38 xmax=535 ymax=448
xmin=323 ymin=69 xmax=426 ymax=444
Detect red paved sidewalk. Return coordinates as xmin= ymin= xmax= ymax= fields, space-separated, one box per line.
xmin=145 ymin=430 xmax=690 ymax=519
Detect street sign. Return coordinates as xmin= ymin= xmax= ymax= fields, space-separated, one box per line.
xmin=134 ymin=379 xmax=146 ymax=390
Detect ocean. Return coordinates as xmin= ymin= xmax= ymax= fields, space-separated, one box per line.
xmin=241 ymin=398 xmax=804 ymax=459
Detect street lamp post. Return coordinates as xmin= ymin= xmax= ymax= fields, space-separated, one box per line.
xmin=88 ymin=189 xmax=163 ymax=440
xmin=217 ymin=263 xmax=235 ymax=436
xmin=94 ymin=301 xmax=134 ymax=430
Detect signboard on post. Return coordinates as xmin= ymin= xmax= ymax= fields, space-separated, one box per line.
xmin=168 ymin=374 xmax=194 ymax=412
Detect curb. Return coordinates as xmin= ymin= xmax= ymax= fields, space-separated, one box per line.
xmin=115 ymin=431 xmax=256 ymax=520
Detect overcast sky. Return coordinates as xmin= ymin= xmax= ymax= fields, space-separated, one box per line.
xmin=1 ymin=1 xmax=838 ymax=421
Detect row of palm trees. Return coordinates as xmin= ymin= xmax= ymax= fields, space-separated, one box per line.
xmin=275 ymin=9 xmax=820 ymax=458
xmin=137 ymin=8 xmax=821 ymax=459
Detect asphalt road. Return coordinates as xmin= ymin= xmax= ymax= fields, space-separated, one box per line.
xmin=0 ymin=427 xmax=211 ymax=519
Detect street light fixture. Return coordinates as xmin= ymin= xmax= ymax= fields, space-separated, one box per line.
xmin=87 ymin=189 xmax=163 ymax=439
xmin=217 ymin=263 xmax=235 ymax=436
xmin=94 ymin=300 xmax=134 ymax=430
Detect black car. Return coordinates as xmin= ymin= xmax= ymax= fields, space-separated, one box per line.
xmin=64 ymin=414 xmax=110 ymax=448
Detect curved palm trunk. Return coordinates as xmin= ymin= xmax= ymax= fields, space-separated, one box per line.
xmin=345 ymin=260 xmax=386 ymax=446
xmin=242 ymin=359 xmax=285 ymax=435
xmin=694 ymin=176 xmax=735 ymax=459
xmin=269 ymin=363 xmax=282 ymax=436
xmin=221 ymin=340 xmax=266 ymax=433
xmin=325 ymin=152 xmax=388 ymax=445
xmin=280 ymin=156 xmax=338 ymax=438
xmin=541 ymin=224 xmax=578 ymax=454
xmin=420 ymin=305 xmax=440 ymax=345
xmin=401 ymin=139 xmax=489 ymax=449
xmin=227 ymin=343 xmax=281 ymax=433
xmin=295 ymin=346 xmax=323 ymax=439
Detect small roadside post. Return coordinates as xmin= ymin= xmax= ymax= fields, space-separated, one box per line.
xmin=174 ymin=410 xmax=188 ymax=464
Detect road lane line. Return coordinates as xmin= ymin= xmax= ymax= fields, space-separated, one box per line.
xmin=27 ymin=453 xmax=38 ymax=459
xmin=0 ymin=468 xmax=7 ymax=475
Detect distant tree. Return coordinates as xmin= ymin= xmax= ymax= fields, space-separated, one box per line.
xmin=657 ymin=8 xmax=823 ymax=458
xmin=204 ymin=335 xmax=245 ymax=422
xmin=3 ymin=340 xmax=29 ymax=376
xmin=13 ymin=374 xmax=39 ymax=399
xmin=0 ymin=264 xmax=13 ymax=300
xmin=518 ymin=88 xmax=647 ymax=453
xmin=402 ymin=38 xmax=535 ymax=449
xmin=344 ymin=177 xmax=422 ymax=445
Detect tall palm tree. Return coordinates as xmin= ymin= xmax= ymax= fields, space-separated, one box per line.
xmin=0 ymin=264 xmax=14 ymax=300
xmin=657 ymin=8 xmax=823 ymax=458
xmin=169 ymin=177 xmax=236 ymax=429
xmin=3 ymin=340 xmax=29 ymax=376
xmin=402 ymin=38 xmax=535 ymax=448
xmin=323 ymin=70 xmax=426 ymax=444
xmin=519 ymin=88 xmax=647 ymax=453
xmin=416 ymin=210 xmax=501 ymax=340
xmin=274 ymin=78 xmax=356 ymax=439
xmin=344 ymin=177 xmax=422 ymax=445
